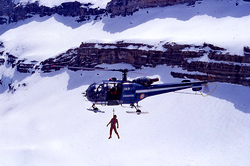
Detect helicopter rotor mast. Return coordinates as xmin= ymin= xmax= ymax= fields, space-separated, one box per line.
xmin=122 ymin=69 xmax=128 ymax=82
xmin=108 ymin=69 xmax=135 ymax=82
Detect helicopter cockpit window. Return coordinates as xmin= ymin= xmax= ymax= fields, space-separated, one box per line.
xmin=96 ymin=84 xmax=104 ymax=93
xmin=86 ymin=82 xmax=107 ymax=101
xmin=95 ymin=83 xmax=106 ymax=99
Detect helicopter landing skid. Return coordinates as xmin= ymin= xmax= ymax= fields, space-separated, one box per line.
xmin=87 ymin=104 xmax=105 ymax=113
xmin=126 ymin=110 xmax=149 ymax=115
xmin=126 ymin=104 xmax=148 ymax=115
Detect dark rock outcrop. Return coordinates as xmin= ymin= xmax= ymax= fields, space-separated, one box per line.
xmin=0 ymin=1 xmax=106 ymax=24
xmin=0 ymin=0 xmax=201 ymax=24
xmin=0 ymin=58 xmax=5 ymax=65
xmin=1 ymin=0 xmax=250 ymax=24
xmin=16 ymin=60 xmax=38 ymax=73
xmin=40 ymin=42 xmax=203 ymax=70
xmin=6 ymin=53 xmax=17 ymax=66
xmin=106 ymin=0 xmax=198 ymax=17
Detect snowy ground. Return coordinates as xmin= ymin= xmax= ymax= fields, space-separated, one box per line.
xmin=0 ymin=64 xmax=250 ymax=166
xmin=0 ymin=0 xmax=250 ymax=165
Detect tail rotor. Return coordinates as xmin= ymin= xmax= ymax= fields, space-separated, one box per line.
xmin=200 ymin=82 xmax=217 ymax=97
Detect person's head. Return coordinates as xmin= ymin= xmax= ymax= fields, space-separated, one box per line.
xmin=113 ymin=115 xmax=117 ymax=118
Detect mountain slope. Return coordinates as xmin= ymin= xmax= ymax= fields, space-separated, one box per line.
xmin=0 ymin=0 xmax=250 ymax=165
xmin=1 ymin=0 xmax=250 ymax=62
xmin=0 ymin=64 xmax=250 ymax=166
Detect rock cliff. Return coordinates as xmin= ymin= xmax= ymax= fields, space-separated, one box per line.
xmin=1 ymin=41 xmax=250 ymax=87
xmin=0 ymin=1 xmax=106 ymax=24
xmin=107 ymin=0 xmax=198 ymax=17
xmin=1 ymin=1 xmax=250 ymax=88
xmin=0 ymin=0 xmax=200 ymax=24
xmin=37 ymin=42 xmax=250 ymax=86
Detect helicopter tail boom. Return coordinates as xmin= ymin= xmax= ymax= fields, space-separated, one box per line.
xmin=134 ymin=81 xmax=208 ymax=101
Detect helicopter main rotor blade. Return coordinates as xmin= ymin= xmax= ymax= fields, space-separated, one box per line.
xmin=50 ymin=65 xmax=107 ymax=71
xmin=107 ymin=69 xmax=135 ymax=72
xmin=49 ymin=64 xmax=136 ymax=73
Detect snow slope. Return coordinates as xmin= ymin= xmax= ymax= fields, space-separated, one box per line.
xmin=0 ymin=64 xmax=250 ymax=166
xmin=1 ymin=0 xmax=250 ymax=62
xmin=0 ymin=0 xmax=250 ymax=165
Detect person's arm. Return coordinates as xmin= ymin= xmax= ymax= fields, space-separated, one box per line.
xmin=116 ymin=120 xmax=119 ymax=128
xmin=107 ymin=120 xmax=111 ymax=127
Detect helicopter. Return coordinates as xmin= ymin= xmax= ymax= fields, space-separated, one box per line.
xmin=81 ymin=68 xmax=210 ymax=115
xmin=49 ymin=65 xmax=211 ymax=114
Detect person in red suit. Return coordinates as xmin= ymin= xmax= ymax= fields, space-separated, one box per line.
xmin=107 ymin=115 xmax=120 ymax=139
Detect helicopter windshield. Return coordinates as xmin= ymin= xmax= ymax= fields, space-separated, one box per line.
xmin=85 ymin=82 xmax=107 ymax=102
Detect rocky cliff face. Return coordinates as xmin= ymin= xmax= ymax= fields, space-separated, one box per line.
xmin=1 ymin=1 xmax=250 ymax=88
xmin=107 ymin=0 xmax=198 ymax=17
xmin=0 ymin=1 xmax=106 ymax=24
xmin=0 ymin=0 xmax=199 ymax=24
xmin=1 ymin=0 xmax=250 ymax=24
xmin=1 ymin=41 xmax=250 ymax=87
xmin=36 ymin=42 xmax=250 ymax=86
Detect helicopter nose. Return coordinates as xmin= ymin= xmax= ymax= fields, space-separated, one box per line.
xmin=82 ymin=91 xmax=89 ymax=101
xmin=84 ymin=88 xmax=93 ymax=101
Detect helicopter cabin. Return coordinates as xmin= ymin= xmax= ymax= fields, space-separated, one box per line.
xmin=85 ymin=80 xmax=123 ymax=106
xmin=85 ymin=77 xmax=162 ymax=106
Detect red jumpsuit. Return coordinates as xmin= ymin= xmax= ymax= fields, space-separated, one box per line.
xmin=107 ymin=116 xmax=120 ymax=139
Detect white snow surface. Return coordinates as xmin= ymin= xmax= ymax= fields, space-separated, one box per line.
xmin=0 ymin=0 xmax=250 ymax=165
xmin=0 ymin=64 xmax=250 ymax=166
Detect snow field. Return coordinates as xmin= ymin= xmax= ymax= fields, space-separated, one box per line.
xmin=1 ymin=0 xmax=250 ymax=62
xmin=0 ymin=64 xmax=249 ymax=166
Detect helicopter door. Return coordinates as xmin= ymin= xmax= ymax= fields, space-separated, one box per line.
xmin=107 ymin=83 xmax=122 ymax=102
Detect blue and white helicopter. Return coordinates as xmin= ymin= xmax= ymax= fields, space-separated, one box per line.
xmin=83 ymin=68 xmax=210 ymax=115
